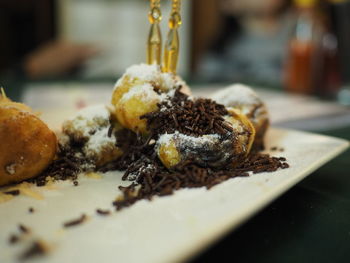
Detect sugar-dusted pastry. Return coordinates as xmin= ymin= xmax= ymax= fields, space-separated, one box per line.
xmin=156 ymin=110 xmax=255 ymax=169
xmin=211 ymin=84 xmax=269 ymax=150
xmin=225 ymin=108 xmax=256 ymax=156
xmin=111 ymin=63 xmax=190 ymax=134
xmin=0 ymin=91 xmax=57 ymax=186
xmin=157 ymin=133 xmax=234 ymax=169
xmin=140 ymin=90 xmax=255 ymax=169
xmin=62 ymin=104 xmax=123 ymax=167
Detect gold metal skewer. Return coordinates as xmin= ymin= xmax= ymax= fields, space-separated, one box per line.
xmin=1 ymin=87 xmax=7 ymax=98
xmin=163 ymin=0 xmax=182 ymax=74
xmin=147 ymin=0 xmax=162 ymax=65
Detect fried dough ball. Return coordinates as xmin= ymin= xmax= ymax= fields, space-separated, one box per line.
xmin=113 ymin=83 xmax=160 ymax=133
xmin=62 ymin=105 xmax=123 ymax=167
xmin=156 ymin=110 xmax=255 ymax=169
xmin=225 ymin=108 xmax=256 ymax=155
xmin=158 ymin=138 xmax=181 ymax=168
xmin=211 ymin=84 xmax=269 ymax=150
xmin=0 ymin=94 xmax=57 ymax=186
xmin=111 ymin=63 xmax=190 ymax=134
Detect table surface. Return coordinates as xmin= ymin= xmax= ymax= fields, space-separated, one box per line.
xmin=4 ymin=80 xmax=350 ymax=263
xmin=196 ymin=85 xmax=350 ymax=263
xmin=192 ymin=128 xmax=350 ymax=263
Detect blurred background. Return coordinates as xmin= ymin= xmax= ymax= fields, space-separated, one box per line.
xmin=1 ymin=2 xmax=350 ymax=262
xmin=1 ymin=0 xmax=350 ymax=131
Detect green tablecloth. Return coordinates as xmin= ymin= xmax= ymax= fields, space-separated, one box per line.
xmin=193 ymin=127 xmax=350 ymax=263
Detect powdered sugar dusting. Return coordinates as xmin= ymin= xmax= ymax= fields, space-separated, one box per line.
xmin=157 ymin=132 xmax=221 ymax=152
xmin=211 ymin=84 xmax=260 ymax=112
xmin=63 ymin=105 xmax=111 ymax=138
xmin=84 ymin=128 xmax=116 ymax=159
xmin=113 ymin=63 xmax=188 ymax=98
xmin=120 ymin=83 xmax=159 ymax=103
xmin=211 ymin=83 xmax=269 ymax=123
xmin=119 ymin=78 xmax=181 ymax=108
xmin=125 ymin=63 xmax=160 ymax=82
xmin=128 ymin=164 xmax=155 ymax=181
xmin=62 ymin=105 xmax=120 ymax=163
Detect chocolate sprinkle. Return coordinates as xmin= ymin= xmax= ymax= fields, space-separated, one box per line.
xmin=9 ymin=234 xmax=19 ymax=244
xmin=18 ymin=224 xmax=30 ymax=234
xmin=270 ymin=146 xmax=284 ymax=152
xmin=141 ymin=89 xmax=231 ymax=138
xmin=63 ymin=214 xmax=87 ymax=228
xmin=112 ymin=151 xmax=289 ymax=210
xmin=96 ymin=209 xmax=111 ymax=216
xmin=106 ymin=89 xmax=290 ymax=210
xmin=28 ymin=144 xmax=94 ymax=187
xmin=19 ymin=241 xmax=47 ymax=261
xmin=4 ymin=190 xmax=20 ymax=196
xmin=107 ymin=125 xmax=114 ymax=138
xmin=21 ymin=88 xmax=288 ymax=213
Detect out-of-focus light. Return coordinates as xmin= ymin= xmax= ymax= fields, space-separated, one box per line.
xmin=338 ymin=86 xmax=350 ymax=106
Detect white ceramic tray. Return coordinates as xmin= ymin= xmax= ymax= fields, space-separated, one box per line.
xmin=0 ymin=128 xmax=348 ymax=263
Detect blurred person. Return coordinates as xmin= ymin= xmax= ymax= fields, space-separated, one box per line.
xmin=22 ymin=41 xmax=98 ymax=79
xmin=0 ymin=0 xmax=98 ymax=80
xmin=196 ymin=0 xmax=294 ymax=86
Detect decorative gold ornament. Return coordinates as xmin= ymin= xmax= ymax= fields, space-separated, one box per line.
xmin=163 ymin=0 xmax=182 ymax=74
xmin=147 ymin=0 xmax=162 ymax=65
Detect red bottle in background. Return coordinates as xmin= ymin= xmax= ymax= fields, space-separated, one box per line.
xmin=286 ymin=0 xmax=341 ymax=97
xmin=285 ymin=0 xmax=324 ymax=94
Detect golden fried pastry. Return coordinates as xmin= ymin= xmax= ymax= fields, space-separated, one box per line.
xmin=62 ymin=105 xmax=123 ymax=167
xmin=111 ymin=63 xmax=190 ymax=134
xmin=113 ymin=83 xmax=160 ymax=133
xmin=211 ymin=84 xmax=269 ymax=150
xmin=0 ymin=92 xmax=57 ymax=186
xmin=156 ymin=110 xmax=255 ymax=169
xmin=225 ymin=108 xmax=256 ymax=155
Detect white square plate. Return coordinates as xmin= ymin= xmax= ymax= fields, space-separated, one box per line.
xmin=0 ymin=128 xmax=348 ymax=263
